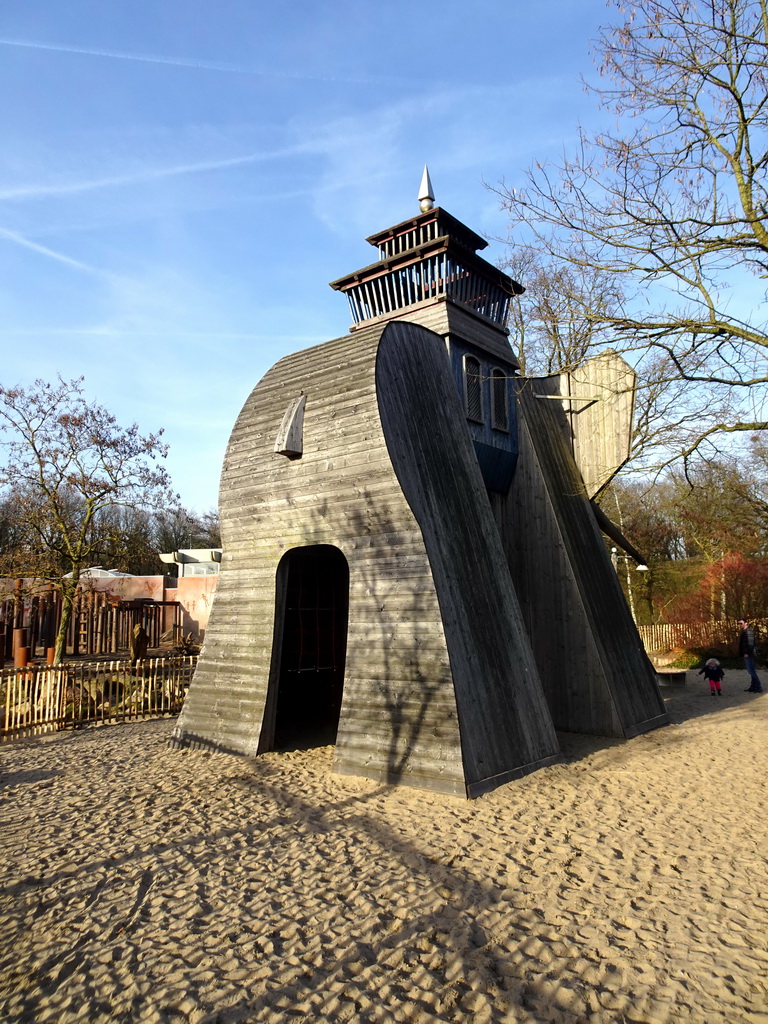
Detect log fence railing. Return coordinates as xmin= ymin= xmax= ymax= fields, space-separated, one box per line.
xmin=1 ymin=655 xmax=197 ymax=740
xmin=2 ymin=619 xmax=762 ymax=741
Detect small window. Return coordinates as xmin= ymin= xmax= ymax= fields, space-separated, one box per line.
xmin=491 ymin=368 xmax=509 ymax=432
xmin=464 ymin=356 xmax=483 ymax=423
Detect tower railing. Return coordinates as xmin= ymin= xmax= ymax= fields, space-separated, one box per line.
xmin=344 ymin=253 xmax=510 ymax=326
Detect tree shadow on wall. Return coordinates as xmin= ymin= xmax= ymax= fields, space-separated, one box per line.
xmin=284 ymin=487 xmax=452 ymax=793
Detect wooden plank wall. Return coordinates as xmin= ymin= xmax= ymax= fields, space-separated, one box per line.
xmin=376 ymin=322 xmax=559 ymax=795
xmin=495 ymin=377 xmax=668 ymax=738
xmin=175 ymin=298 xmax=666 ymax=793
xmin=385 ymin=295 xmax=517 ymax=365
xmin=173 ymin=322 xmax=468 ymax=794
xmin=564 ymin=351 xmax=636 ymax=499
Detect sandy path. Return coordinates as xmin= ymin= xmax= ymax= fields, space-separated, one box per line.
xmin=0 ymin=672 xmax=766 ymax=1024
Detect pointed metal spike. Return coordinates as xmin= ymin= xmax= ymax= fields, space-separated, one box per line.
xmin=418 ymin=165 xmax=435 ymax=212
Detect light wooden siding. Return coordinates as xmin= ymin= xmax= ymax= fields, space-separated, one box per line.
xmin=376 ymin=321 xmax=560 ymax=794
xmin=394 ymin=299 xmax=516 ymax=364
xmin=350 ymin=295 xmax=518 ymax=365
xmin=498 ymin=379 xmax=668 ymax=737
xmin=563 ymin=351 xmax=636 ymax=500
xmin=173 ymin=323 xmax=466 ymax=795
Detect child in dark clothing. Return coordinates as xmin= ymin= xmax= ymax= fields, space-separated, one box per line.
xmin=698 ymin=658 xmax=724 ymax=695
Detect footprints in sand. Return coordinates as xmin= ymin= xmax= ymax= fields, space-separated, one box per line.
xmin=0 ymin=684 xmax=767 ymax=1022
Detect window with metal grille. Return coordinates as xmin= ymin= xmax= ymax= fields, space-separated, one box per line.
xmin=465 ymin=356 xmax=483 ymax=422
xmin=491 ymin=368 xmax=509 ymax=431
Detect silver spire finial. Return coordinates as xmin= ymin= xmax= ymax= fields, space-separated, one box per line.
xmin=418 ymin=165 xmax=435 ymax=213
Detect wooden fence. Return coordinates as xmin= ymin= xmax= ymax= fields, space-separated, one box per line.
xmin=0 ymin=656 xmax=197 ymax=741
xmin=637 ymin=619 xmax=767 ymax=654
xmin=0 ymin=586 xmax=182 ymax=662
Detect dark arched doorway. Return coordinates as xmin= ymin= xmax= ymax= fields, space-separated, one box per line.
xmin=266 ymin=544 xmax=349 ymax=750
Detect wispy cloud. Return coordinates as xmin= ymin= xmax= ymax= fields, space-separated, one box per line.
xmin=0 ymin=226 xmax=107 ymax=275
xmin=0 ymin=146 xmax=316 ymax=202
xmin=0 ymin=37 xmax=422 ymax=87
xmin=0 ymin=327 xmax=327 ymax=341
xmin=304 ymin=84 xmax=519 ymax=233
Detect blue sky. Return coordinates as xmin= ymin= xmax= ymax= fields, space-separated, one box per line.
xmin=0 ymin=1 xmax=612 ymax=512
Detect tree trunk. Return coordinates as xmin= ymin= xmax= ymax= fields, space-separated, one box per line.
xmin=623 ymin=555 xmax=638 ymax=624
xmin=53 ymin=579 xmax=78 ymax=665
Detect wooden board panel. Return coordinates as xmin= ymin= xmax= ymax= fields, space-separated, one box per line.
xmin=345 ymin=294 xmax=517 ymax=364
xmin=499 ymin=378 xmax=668 ymax=737
xmin=563 ymin=351 xmax=636 ymax=499
xmin=376 ymin=321 xmax=560 ymax=792
xmin=173 ymin=322 xmax=468 ymax=795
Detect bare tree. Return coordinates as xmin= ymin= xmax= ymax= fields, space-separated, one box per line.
xmin=602 ymin=453 xmax=768 ymax=621
xmin=94 ymin=505 xmax=165 ymax=576
xmin=503 ymin=248 xmax=734 ymax=473
xmin=503 ymin=247 xmax=624 ymax=375
xmin=495 ymin=0 xmax=768 ymax=469
xmin=153 ymin=507 xmax=221 ymax=557
xmin=735 ymin=434 xmax=768 ymax=532
xmin=0 ymin=377 xmax=172 ymax=662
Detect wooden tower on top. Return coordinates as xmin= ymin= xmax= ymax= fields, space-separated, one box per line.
xmin=330 ymin=166 xmax=518 ymax=342
xmin=330 ymin=166 xmax=525 ymax=496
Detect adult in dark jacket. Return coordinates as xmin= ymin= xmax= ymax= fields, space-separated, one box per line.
xmin=738 ymin=617 xmax=763 ymax=693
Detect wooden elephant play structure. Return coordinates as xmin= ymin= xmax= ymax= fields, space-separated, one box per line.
xmin=173 ymin=173 xmax=668 ymax=797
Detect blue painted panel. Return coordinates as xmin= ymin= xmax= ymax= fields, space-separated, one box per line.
xmin=473 ymin=439 xmax=517 ymax=494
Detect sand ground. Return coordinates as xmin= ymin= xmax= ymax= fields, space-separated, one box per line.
xmin=1 ymin=671 xmax=766 ymax=1024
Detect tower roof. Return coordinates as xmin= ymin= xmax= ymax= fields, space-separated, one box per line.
xmin=329 ymin=177 xmax=522 ymax=330
xmin=364 ymin=206 xmax=489 ymax=257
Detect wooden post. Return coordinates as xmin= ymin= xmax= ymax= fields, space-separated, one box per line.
xmin=6 ymin=604 xmax=12 ymax=660
xmin=86 ymin=592 xmax=94 ymax=656
xmin=13 ymin=628 xmax=29 ymax=668
xmin=95 ymin=596 xmax=104 ymax=655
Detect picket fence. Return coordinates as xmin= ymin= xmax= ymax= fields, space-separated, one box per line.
xmin=0 ymin=655 xmax=197 ymax=740
xmin=637 ymin=618 xmax=767 ymax=654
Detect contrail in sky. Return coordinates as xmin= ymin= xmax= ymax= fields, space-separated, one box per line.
xmin=0 ymin=37 xmax=416 ymax=85
xmin=0 ymin=153 xmax=274 ymax=201
xmin=0 ymin=226 xmax=106 ymax=275
xmin=0 ymin=131 xmax=333 ymax=202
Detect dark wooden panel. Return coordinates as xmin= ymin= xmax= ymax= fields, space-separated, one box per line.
xmin=499 ymin=379 xmax=668 ymax=737
xmin=376 ymin=321 xmax=560 ymax=790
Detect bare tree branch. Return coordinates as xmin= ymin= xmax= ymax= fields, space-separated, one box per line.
xmin=0 ymin=377 xmax=174 ymax=662
xmin=493 ymin=0 xmax=768 ymax=468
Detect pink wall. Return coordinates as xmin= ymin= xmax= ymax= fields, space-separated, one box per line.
xmin=1 ymin=574 xmax=220 ymax=641
xmin=82 ymin=575 xmax=219 ymax=638
xmin=167 ymin=576 xmax=219 ymax=638
xmin=85 ymin=576 xmax=165 ymax=602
